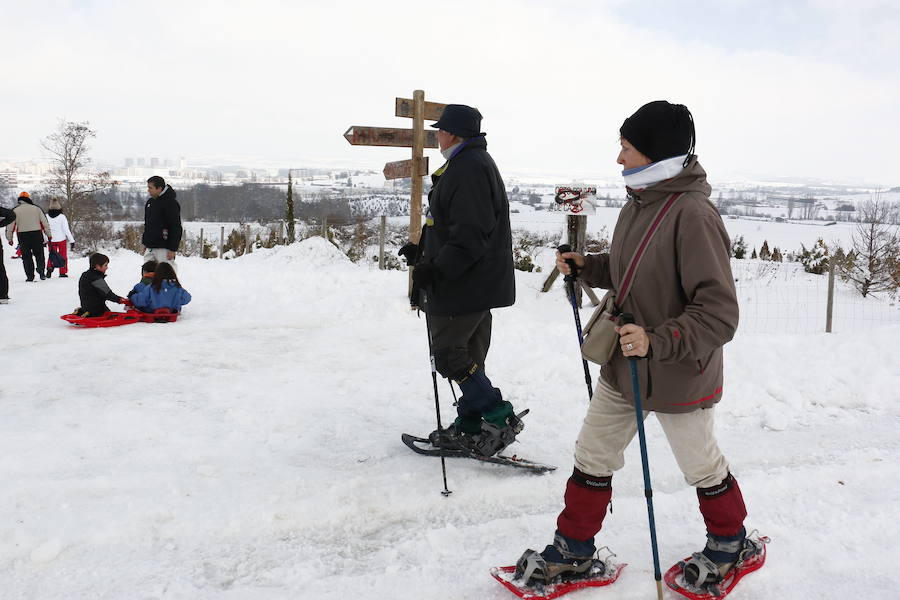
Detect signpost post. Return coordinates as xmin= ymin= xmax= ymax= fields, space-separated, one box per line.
xmin=344 ymin=90 xmax=446 ymax=244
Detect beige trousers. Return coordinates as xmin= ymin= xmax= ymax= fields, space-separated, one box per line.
xmin=574 ymin=377 xmax=730 ymax=488
xmin=144 ymin=248 xmax=177 ymax=272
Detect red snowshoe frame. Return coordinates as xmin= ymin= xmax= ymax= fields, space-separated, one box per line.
xmin=61 ymin=308 xmax=179 ymax=328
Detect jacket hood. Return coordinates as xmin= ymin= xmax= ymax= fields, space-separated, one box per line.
xmin=628 ymin=156 xmax=711 ymax=205
xmin=159 ymin=186 xmax=177 ymax=201
xmin=17 ymin=197 xmax=34 ymax=205
xmin=48 ymin=208 xmax=63 ymax=218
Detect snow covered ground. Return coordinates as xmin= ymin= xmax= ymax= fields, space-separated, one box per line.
xmin=2 ymin=238 xmax=899 ymax=600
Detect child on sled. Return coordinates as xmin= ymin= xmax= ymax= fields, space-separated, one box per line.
xmin=127 ymin=260 xmax=158 ymax=302
xmin=74 ymin=253 xmax=128 ymax=317
xmin=130 ymin=262 xmax=191 ymax=314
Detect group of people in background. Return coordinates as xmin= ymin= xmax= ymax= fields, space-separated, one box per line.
xmin=1 ymin=175 xmax=189 ymax=316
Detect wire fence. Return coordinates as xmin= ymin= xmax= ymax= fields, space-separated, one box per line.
xmin=732 ymin=260 xmax=900 ymax=334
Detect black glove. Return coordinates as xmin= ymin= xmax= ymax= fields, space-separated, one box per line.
xmin=70 ymin=242 xmax=75 ymax=250
xmin=412 ymin=262 xmax=439 ymax=288
xmin=397 ymin=242 xmax=418 ymax=266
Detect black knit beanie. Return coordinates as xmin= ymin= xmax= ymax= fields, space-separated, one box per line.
xmin=620 ymin=100 xmax=695 ymax=163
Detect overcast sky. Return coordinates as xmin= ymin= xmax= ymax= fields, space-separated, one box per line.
xmin=2 ymin=0 xmax=898 ymax=185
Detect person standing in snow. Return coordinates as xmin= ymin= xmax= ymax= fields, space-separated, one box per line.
xmin=398 ymin=104 xmax=520 ymax=458
xmin=516 ymin=101 xmax=755 ymax=588
xmin=5 ymin=192 xmax=50 ymax=282
xmin=0 ymin=203 xmax=15 ymax=303
xmin=142 ymin=175 xmax=182 ymax=270
xmin=45 ymin=198 xmax=75 ymax=278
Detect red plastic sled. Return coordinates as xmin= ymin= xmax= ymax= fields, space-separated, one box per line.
xmin=61 ymin=308 xmax=179 ymax=327
xmin=60 ymin=311 xmax=143 ymax=327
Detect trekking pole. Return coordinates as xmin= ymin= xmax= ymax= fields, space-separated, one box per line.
xmin=557 ymin=244 xmax=593 ymax=401
xmin=619 ymin=312 xmax=663 ymax=600
xmin=421 ymin=291 xmax=452 ymax=497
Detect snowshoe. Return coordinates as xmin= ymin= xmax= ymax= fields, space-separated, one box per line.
xmin=492 ymin=543 xmax=625 ymax=600
xmin=665 ymin=531 xmax=769 ymax=600
xmin=514 ymin=532 xmax=596 ymax=585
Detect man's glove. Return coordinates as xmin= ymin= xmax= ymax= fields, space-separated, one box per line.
xmin=70 ymin=242 xmax=75 ymax=250
xmin=412 ymin=262 xmax=440 ymax=288
xmin=397 ymin=242 xmax=418 ymax=266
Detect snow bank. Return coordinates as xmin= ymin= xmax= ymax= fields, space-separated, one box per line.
xmin=0 ymin=245 xmax=898 ymax=599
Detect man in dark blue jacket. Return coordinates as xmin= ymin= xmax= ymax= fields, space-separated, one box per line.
xmin=400 ymin=104 xmax=519 ymax=457
xmin=142 ymin=176 xmax=182 ymax=271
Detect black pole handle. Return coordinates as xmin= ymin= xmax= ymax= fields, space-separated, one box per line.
xmin=619 ymin=312 xmax=635 ymax=326
xmin=557 ymin=244 xmax=578 ymax=280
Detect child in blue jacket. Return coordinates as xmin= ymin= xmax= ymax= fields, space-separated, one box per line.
xmin=130 ymin=262 xmax=191 ymax=313
xmin=127 ymin=260 xmax=158 ymax=302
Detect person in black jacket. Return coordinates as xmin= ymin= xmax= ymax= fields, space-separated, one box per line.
xmin=142 ymin=175 xmax=182 ymax=271
xmin=0 ymin=204 xmax=15 ymax=303
xmin=74 ymin=253 xmax=127 ymax=317
xmin=399 ymin=104 xmax=519 ymax=457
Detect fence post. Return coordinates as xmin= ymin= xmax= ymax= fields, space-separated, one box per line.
xmin=199 ymin=228 xmax=204 ymax=259
xmin=219 ymin=226 xmax=224 ymax=259
xmin=379 ymin=215 xmax=386 ymax=270
xmin=825 ymin=259 xmax=835 ymax=333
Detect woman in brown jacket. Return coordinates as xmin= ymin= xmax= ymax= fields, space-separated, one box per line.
xmin=516 ymin=101 xmax=760 ymax=590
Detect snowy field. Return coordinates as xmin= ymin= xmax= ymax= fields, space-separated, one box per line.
xmin=2 ymin=238 xmax=899 ymax=600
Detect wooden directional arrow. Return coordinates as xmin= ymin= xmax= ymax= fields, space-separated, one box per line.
xmin=383 ymin=157 xmax=430 ymax=180
xmin=343 ymin=126 xmax=438 ymax=148
xmin=396 ymin=98 xmax=447 ymax=121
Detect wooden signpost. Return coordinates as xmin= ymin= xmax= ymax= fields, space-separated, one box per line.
xmin=383 ymin=157 xmax=430 ymax=180
xmin=542 ymin=194 xmax=601 ymax=307
xmin=343 ymin=126 xmax=438 ymax=149
xmin=344 ymin=90 xmax=446 ymax=244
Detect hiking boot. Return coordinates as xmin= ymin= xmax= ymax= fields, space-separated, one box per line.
xmin=0 ymin=298 xmax=8 ymax=305
xmin=515 ymin=531 xmax=596 ymax=585
xmin=683 ymin=528 xmax=748 ymax=586
xmin=428 ymin=415 xmax=481 ymax=452
xmin=59 ymin=274 xmax=68 ymax=278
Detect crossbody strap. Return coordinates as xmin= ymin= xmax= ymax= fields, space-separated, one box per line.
xmin=617 ymin=192 xmax=682 ymax=306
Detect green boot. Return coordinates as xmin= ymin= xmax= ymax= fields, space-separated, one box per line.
xmin=482 ymin=400 xmax=515 ymax=428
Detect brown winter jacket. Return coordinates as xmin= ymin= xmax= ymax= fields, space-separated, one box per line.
xmin=579 ymin=158 xmax=739 ymax=413
xmin=5 ymin=200 xmax=51 ymax=244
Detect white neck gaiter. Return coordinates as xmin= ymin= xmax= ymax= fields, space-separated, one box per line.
xmin=622 ymin=154 xmax=688 ymax=190
xmin=441 ymin=142 xmax=462 ymax=161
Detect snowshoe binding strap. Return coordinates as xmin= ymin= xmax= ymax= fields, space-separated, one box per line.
xmin=683 ymin=534 xmax=765 ymax=587
xmin=471 ymin=409 xmax=528 ymax=457
xmin=513 ymin=548 xmax=598 ymax=585
xmin=682 ymin=552 xmax=726 ymax=587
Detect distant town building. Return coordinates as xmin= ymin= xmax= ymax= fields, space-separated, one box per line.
xmin=0 ymin=171 xmax=17 ymax=186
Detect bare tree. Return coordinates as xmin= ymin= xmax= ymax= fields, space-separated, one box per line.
xmin=41 ymin=119 xmax=112 ymax=229
xmin=839 ymin=195 xmax=899 ymax=297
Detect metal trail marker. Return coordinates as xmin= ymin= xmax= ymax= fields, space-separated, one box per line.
xmin=344 ymin=90 xmax=446 ymax=243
